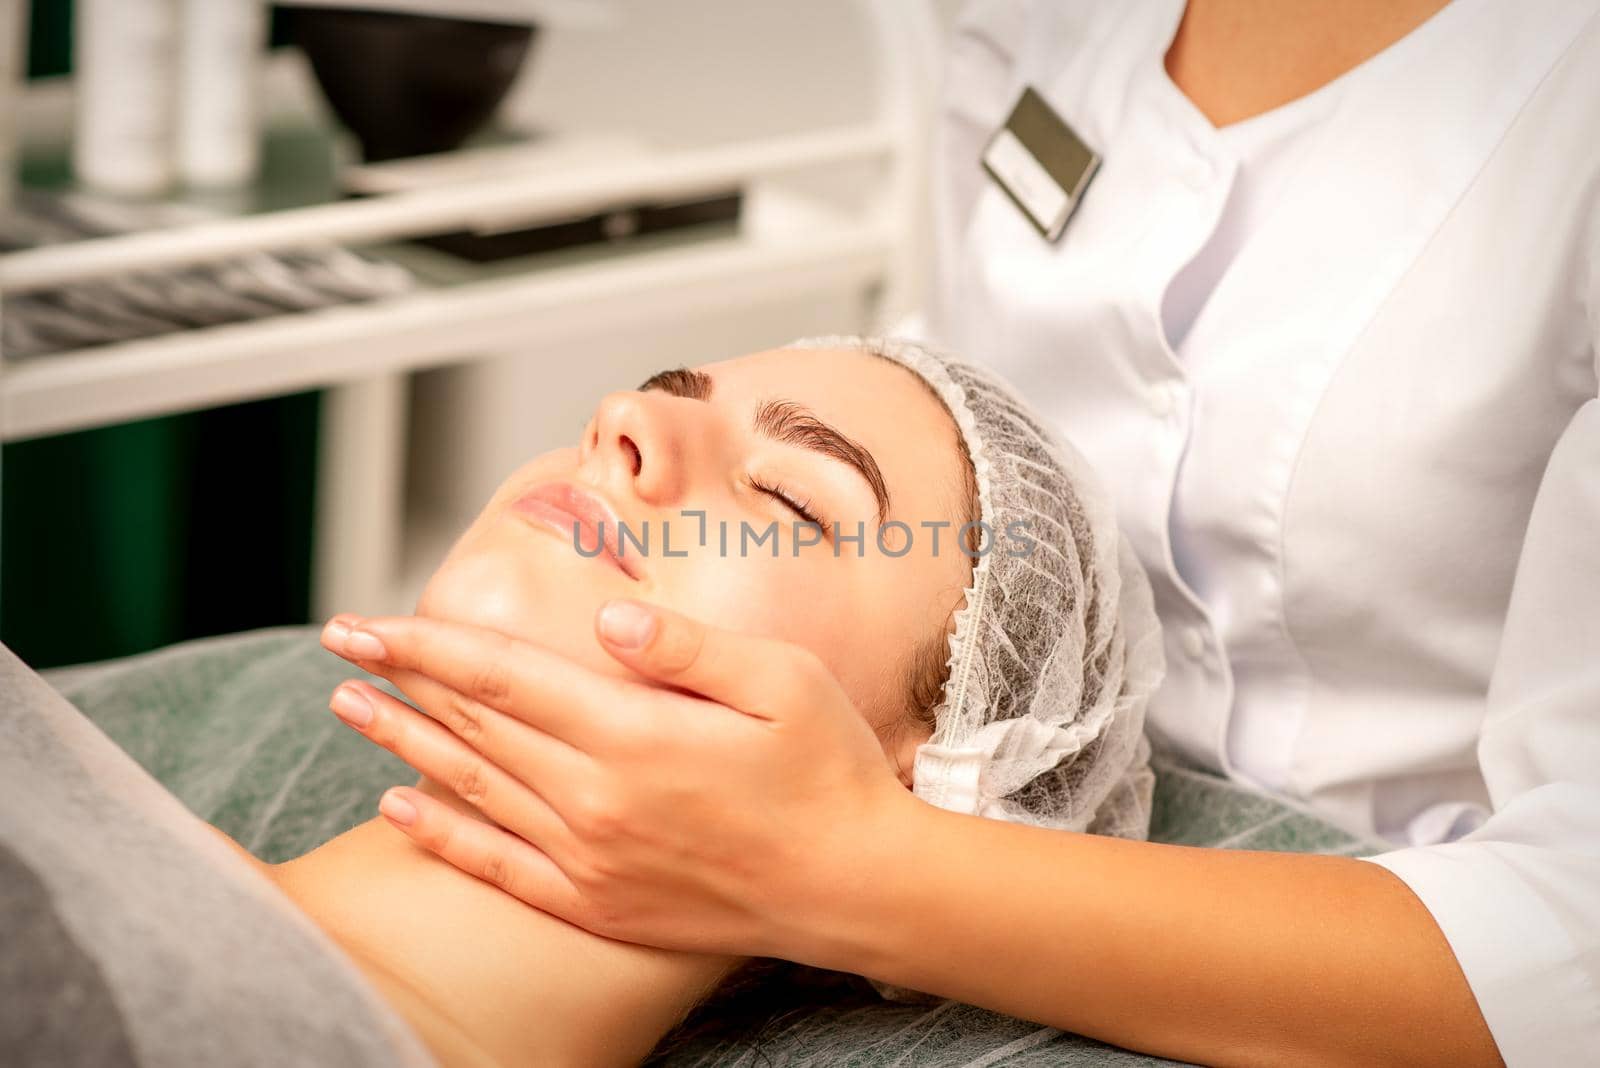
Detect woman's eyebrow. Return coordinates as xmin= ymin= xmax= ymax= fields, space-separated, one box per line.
xmin=754 ymin=399 xmax=891 ymax=524
xmin=637 ymin=367 xmax=713 ymax=400
xmin=637 ymin=367 xmax=891 ymax=522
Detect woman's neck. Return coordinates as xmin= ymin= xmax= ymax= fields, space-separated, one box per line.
xmin=220 ymin=789 xmax=739 ymax=1067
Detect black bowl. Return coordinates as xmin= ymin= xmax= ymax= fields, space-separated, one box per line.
xmin=287 ymin=7 xmax=537 ymax=162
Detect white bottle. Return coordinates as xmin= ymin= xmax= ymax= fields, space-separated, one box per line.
xmin=178 ymin=0 xmax=266 ymax=188
xmin=0 ymin=0 xmax=30 ymax=209
xmin=73 ymin=0 xmax=179 ymax=197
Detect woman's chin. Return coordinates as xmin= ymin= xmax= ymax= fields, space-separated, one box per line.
xmin=414 ymin=550 xmax=631 ymax=681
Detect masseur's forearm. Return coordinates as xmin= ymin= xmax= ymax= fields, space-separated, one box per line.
xmin=811 ymin=797 xmax=1502 ymax=1068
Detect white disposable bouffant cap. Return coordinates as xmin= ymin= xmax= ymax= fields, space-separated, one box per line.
xmin=785 ymin=336 xmax=1165 ymax=839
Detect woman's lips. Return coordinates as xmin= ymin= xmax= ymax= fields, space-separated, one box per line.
xmin=509 ymin=481 xmax=643 ymax=581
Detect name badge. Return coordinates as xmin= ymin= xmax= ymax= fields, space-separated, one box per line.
xmin=982 ymin=86 xmax=1101 ymax=241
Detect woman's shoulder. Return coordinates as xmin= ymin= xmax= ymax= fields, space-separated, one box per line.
xmin=205 ymin=822 xmax=273 ymax=878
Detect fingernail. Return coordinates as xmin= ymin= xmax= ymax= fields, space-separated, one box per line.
xmin=599 ymin=600 xmax=655 ymax=648
xmin=330 ymin=685 xmax=374 ymax=729
xmin=346 ymin=629 xmax=388 ymax=661
xmin=321 ymin=619 xmax=351 ymax=648
xmin=379 ymin=790 xmax=417 ymax=827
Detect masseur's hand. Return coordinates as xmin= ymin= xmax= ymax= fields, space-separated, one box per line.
xmin=319 ymin=601 xmax=920 ymax=960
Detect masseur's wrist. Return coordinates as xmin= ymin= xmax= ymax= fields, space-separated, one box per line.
xmin=771 ymin=785 xmax=953 ymax=979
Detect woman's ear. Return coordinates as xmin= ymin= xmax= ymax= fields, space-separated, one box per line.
xmin=886 ymin=718 xmax=930 ymax=789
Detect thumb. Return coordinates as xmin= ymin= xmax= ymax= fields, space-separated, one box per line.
xmin=594 ymin=598 xmax=829 ymax=720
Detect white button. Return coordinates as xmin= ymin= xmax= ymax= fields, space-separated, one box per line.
xmin=1180 ymin=626 xmax=1207 ymax=660
xmin=1150 ymin=382 xmax=1185 ymax=420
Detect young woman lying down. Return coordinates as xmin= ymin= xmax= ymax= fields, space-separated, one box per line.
xmin=111 ymin=337 xmax=1166 ymax=1066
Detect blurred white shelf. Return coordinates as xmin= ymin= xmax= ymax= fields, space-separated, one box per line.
xmin=1 ymin=201 xmax=892 ymax=441
xmin=0 ymin=114 xmax=897 ymax=443
xmin=0 ymin=122 xmax=892 ymax=296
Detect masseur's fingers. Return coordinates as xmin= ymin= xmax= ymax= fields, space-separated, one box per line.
xmin=330 ymin=679 xmax=575 ymax=858
xmin=377 ymin=661 xmax=592 ymax=791
xmin=377 ymin=785 xmax=585 ymax=920
xmin=594 ymin=598 xmax=831 ymax=720
xmin=325 ymin=616 xmax=591 ymax=786
xmin=320 ymin=615 xmax=627 ymax=751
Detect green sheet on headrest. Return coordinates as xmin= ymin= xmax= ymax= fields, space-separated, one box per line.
xmin=43 ymin=626 xmax=1382 ymax=1067
xmin=46 ymin=626 xmax=416 ymax=865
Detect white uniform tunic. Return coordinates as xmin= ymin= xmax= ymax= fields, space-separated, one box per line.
xmin=912 ymin=1 xmax=1600 ymax=1062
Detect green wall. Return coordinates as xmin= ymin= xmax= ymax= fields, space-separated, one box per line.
xmin=1 ymin=396 xmax=323 ymax=670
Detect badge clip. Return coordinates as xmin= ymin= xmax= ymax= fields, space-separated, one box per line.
xmin=982 ymin=86 xmax=1100 ymax=241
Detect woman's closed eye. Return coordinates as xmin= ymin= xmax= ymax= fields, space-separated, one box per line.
xmin=748 ymin=475 xmax=828 ymax=529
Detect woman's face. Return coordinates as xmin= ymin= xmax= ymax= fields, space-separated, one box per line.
xmin=417 ymin=345 xmax=973 ymax=770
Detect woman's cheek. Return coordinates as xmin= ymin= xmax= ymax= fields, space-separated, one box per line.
xmin=677 ymin=548 xmax=851 ymax=665
xmin=417 ymin=550 xmax=544 ymax=634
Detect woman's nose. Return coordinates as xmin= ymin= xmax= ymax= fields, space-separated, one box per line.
xmin=580 ymin=391 xmax=687 ymax=505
